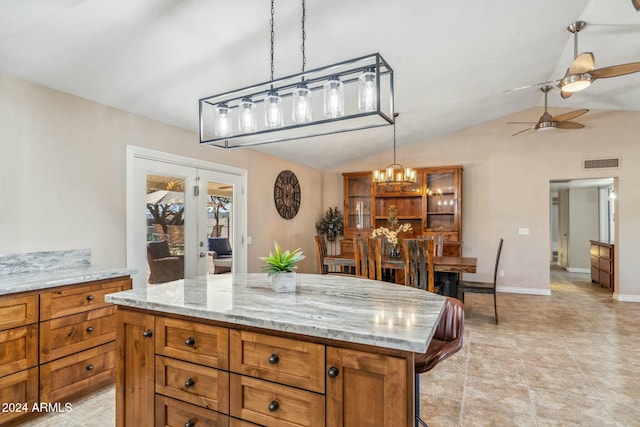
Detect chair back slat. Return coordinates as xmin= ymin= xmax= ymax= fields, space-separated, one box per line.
xmin=402 ymin=239 xmax=430 ymax=291
xmin=314 ymin=235 xmax=328 ymax=274
xmin=491 ymin=238 xmax=504 ymax=288
xmin=354 ymin=237 xmax=382 ymax=280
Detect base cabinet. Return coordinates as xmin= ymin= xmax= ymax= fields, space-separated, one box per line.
xmin=116 ymin=308 xmax=414 ymax=427
xmin=0 ymin=276 xmax=130 ymax=426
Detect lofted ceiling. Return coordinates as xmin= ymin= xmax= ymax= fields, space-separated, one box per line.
xmin=1 ymin=0 xmax=639 ymax=170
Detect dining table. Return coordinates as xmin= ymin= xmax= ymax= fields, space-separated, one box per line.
xmin=323 ymin=253 xmax=477 ymax=298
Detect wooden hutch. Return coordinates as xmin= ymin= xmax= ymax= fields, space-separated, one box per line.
xmin=341 ymin=166 xmax=463 ymax=256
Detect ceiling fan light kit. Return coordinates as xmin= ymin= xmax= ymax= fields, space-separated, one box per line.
xmin=200 ymin=0 xmax=394 ymax=149
xmin=559 ymin=72 xmax=593 ymax=93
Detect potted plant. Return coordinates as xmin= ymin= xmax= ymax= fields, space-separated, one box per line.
xmin=260 ymin=242 xmax=305 ymax=293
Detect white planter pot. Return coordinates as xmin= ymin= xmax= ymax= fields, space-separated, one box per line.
xmin=271 ymin=271 xmax=297 ymax=293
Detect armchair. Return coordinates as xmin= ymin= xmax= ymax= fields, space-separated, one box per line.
xmin=147 ymin=240 xmax=184 ymax=284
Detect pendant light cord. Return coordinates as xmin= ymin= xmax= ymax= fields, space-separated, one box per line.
xmin=301 ymin=0 xmax=306 ymax=76
xmin=393 ymin=122 xmax=397 ymax=164
xmin=270 ymin=0 xmax=275 ymax=88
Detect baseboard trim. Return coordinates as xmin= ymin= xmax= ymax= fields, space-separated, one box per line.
xmin=497 ymin=286 xmax=551 ymax=296
xmin=614 ymin=293 xmax=640 ymax=302
xmin=565 ymin=267 xmax=590 ymax=274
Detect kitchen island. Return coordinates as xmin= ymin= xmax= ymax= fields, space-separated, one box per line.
xmin=106 ymin=273 xmax=446 ymax=427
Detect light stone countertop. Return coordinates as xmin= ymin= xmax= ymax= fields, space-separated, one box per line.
xmin=105 ymin=273 xmax=446 ymax=353
xmin=0 ymin=266 xmax=134 ymax=295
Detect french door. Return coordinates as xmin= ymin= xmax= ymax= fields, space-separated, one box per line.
xmin=127 ymin=147 xmax=247 ymax=289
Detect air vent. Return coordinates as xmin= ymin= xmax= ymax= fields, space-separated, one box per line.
xmin=583 ymin=158 xmax=620 ymax=169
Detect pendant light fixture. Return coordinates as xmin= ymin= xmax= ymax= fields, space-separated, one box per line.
xmin=199 ymin=1 xmax=394 ymax=149
xmin=373 ymin=114 xmax=416 ymax=185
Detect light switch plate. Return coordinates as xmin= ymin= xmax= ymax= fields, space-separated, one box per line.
xmin=518 ymin=228 xmax=530 ymax=235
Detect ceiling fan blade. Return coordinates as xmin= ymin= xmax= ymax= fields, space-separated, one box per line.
xmin=568 ymin=52 xmax=595 ymax=74
xmin=590 ymin=62 xmax=640 ymax=79
xmin=555 ymin=121 xmax=584 ymax=129
xmin=633 ymin=0 xmax=640 ymax=11
xmin=512 ymin=127 xmax=535 ymax=136
xmin=504 ymin=79 xmax=559 ymax=92
xmin=552 ymin=109 xmax=589 ymax=122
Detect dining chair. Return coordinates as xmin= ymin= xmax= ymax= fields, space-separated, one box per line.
xmin=414 ymin=296 xmax=464 ymax=427
xmin=354 ymin=237 xmax=382 ymax=280
xmin=403 ymin=239 xmax=442 ymax=293
xmin=457 ymin=238 xmax=503 ymax=324
xmin=314 ymin=234 xmax=328 ymax=274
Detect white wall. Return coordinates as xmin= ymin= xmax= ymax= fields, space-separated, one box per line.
xmin=0 ymin=74 xmax=324 ymax=274
xmin=325 ymin=109 xmax=640 ymax=300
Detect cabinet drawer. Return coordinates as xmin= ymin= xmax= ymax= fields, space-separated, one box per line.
xmin=41 ymin=277 xmax=131 ymax=320
xmin=230 ymin=330 xmax=325 ymax=393
xmin=0 ymin=367 xmax=38 ymax=425
xmin=230 ymin=374 xmax=325 ymax=427
xmin=155 ymin=395 xmax=229 ymax=427
xmin=590 ymin=244 xmax=600 ymax=257
xmin=590 ymin=267 xmax=599 ymax=283
xmin=0 ymin=324 xmax=38 ymax=377
xmin=591 ymin=256 xmax=599 ymax=267
xmin=230 ymin=419 xmax=261 ymax=427
xmin=599 ymin=246 xmax=612 ymax=259
xmin=601 ymin=272 xmax=611 ymax=288
xmin=155 ymin=356 xmax=229 ymax=414
xmin=40 ymin=341 xmax=115 ymax=403
xmin=156 ymin=317 xmax=229 ymax=370
xmin=40 ymin=306 xmax=116 ymax=363
xmin=0 ymin=294 xmax=38 ymax=330
xmin=599 ymin=258 xmax=612 ymax=273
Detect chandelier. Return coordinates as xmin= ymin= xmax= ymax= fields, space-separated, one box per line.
xmin=199 ymin=0 xmax=394 ymax=149
xmin=372 ymin=115 xmax=416 ymax=185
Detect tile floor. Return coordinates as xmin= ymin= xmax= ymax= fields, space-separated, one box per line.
xmin=21 ymin=266 xmax=640 ymax=426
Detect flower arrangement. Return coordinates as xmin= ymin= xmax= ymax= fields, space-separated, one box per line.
xmin=259 ymin=242 xmax=305 ymax=276
xmin=316 ymin=206 xmax=344 ymax=242
xmin=371 ymin=205 xmax=413 ymax=256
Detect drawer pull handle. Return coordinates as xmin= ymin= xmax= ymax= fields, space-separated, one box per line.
xmin=184 ymin=378 xmax=195 ymax=388
xmin=86 ymin=294 xmax=95 ymax=301
xmin=185 ymin=420 xmax=195 ymax=427
xmin=86 ymin=326 xmax=94 ymax=333
xmin=328 ymin=366 xmax=339 ymax=378
xmin=86 ymin=364 xmax=94 ymax=371
xmin=268 ymin=400 xmax=279 ymax=412
xmin=185 ymin=336 xmax=196 ymax=346
xmin=268 ymin=354 xmax=279 ymax=365
xmin=142 ymin=330 xmax=153 ymax=338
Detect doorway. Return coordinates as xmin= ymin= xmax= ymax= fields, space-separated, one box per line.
xmin=549 ymin=177 xmax=615 ymax=292
xmin=127 ymin=147 xmax=247 ymax=289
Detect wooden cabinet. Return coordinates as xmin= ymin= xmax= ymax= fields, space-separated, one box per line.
xmin=116 ymin=309 xmax=156 ymax=427
xmin=0 ymin=293 xmax=39 ymax=426
xmin=116 ymin=309 xmax=415 ymax=427
xmin=0 ymin=276 xmax=130 ymax=425
xmin=326 ymin=346 xmax=409 ymax=427
xmin=342 ymin=166 xmax=463 ymax=255
xmin=590 ymin=241 xmax=614 ymax=292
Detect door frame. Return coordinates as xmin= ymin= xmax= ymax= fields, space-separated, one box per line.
xmin=126 ymin=146 xmax=248 ymax=289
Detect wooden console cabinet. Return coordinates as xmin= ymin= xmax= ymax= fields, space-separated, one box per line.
xmin=116 ymin=307 xmax=412 ymax=427
xmin=0 ymin=276 xmax=131 ymax=426
xmin=590 ymin=241 xmax=614 ymax=292
xmin=342 ymin=166 xmax=463 ymax=256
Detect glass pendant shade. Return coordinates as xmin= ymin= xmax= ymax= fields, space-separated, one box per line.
xmin=238 ymin=97 xmax=257 ymax=133
xmin=292 ymin=84 xmax=312 ymax=123
xmin=265 ymin=90 xmax=284 ymax=128
xmin=358 ymin=68 xmax=377 ymax=112
xmin=323 ymin=77 xmax=344 ymax=118
xmin=372 ymin=165 xmax=416 ymax=185
xmin=214 ymin=103 xmax=232 ymax=137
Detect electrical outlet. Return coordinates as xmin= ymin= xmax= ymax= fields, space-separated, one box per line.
xmin=518 ymin=227 xmax=530 ymax=235
xmin=499 ymin=270 xmax=505 ymax=277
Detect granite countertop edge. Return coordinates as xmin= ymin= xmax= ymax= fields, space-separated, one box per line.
xmin=0 ymin=266 xmax=135 ymax=295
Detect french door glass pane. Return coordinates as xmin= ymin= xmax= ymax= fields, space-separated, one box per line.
xmin=146 ymin=174 xmax=186 ymax=285
xmin=205 ymin=180 xmax=233 ymax=276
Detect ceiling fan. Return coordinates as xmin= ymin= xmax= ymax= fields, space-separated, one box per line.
xmin=633 ymin=0 xmax=640 ymax=11
xmin=559 ymin=21 xmax=640 ymax=98
xmin=508 ymin=86 xmax=589 ymax=136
